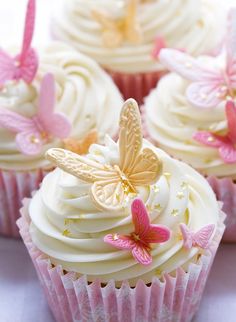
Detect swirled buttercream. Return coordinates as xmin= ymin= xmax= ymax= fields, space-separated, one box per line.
xmin=52 ymin=0 xmax=225 ymax=73
xmin=0 ymin=42 xmax=123 ymax=171
xmin=29 ymin=138 xmax=220 ymax=285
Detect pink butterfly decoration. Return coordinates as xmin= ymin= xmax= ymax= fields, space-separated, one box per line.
xmin=180 ymin=223 xmax=215 ymax=250
xmin=0 ymin=0 xmax=38 ymax=87
xmin=151 ymin=36 xmax=167 ymax=59
xmin=194 ymin=101 xmax=236 ymax=164
xmin=159 ymin=9 xmax=236 ymax=109
xmin=104 ymin=198 xmax=171 ymax=266
xmin=0 ymin=73 xmax=71 ymax=156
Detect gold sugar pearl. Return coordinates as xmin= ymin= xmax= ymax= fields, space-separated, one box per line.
xmin=62 ymin=229 xmax=70 ymax=237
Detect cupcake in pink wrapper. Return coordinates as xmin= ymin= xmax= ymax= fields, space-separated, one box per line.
xmin=143 ymin=9 xmax=236 ymax=242
xmin=51 ymin=0 xmax=226 ymax=104
xmin=18 ymin=99 xmax=225 ymax=321
xmin=0 ymin=0 xmax=123 ymax=238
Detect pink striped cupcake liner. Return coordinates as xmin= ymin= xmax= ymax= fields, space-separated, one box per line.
xmin=0 ymin=168 xmax=50 ymax=238
xmin=107 ymin=70 xmax=166 ymax=105
xmin=141 ymin=106 xmax=236 ymax=243
xmin=17 ymin=199 xmax=225 ymax=322
xmin=207 ymin=176 xmax=236 ymax=243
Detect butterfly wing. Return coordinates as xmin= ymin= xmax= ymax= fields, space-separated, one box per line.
xmin=119 ymin=99 xmax=162 ymax=186
xmin=225 ymin=9 xmax=236 ymax=87
xmin=193 ymin=131 xmax=225 ymax=148
xmin=179 ymin=223 xmax=193 ymax=250
xmin=193 ymin=224 xmax=215 ymax=249
xmin=16 ymin=131 xmax=43 ymax=155
xmin=0 ymin=50 xmax=16 ymax=86
xmin=17 ymin=0 xmax=38 ymax=83
xmin=104 ymin=234 xmax=135 ymax=250
xmin=218 ymin=143 xmax=236 ymax=164
xmin=131 ymin=198 xmax=150 ymax=238
xmin=132 ymin=245 xmax=152 ymax=265
xmin=145 ymin=225 xmax=171 ymax=244
xmin=151 ymin=36 xmax=166 ymax=59
xmin=63 ymin=130 xmax=98 ymax=155
xmin=159 ymin=49 xmax=220 ymax=81
xmin=0 ymin=108 xmax=35 ymax=133
xmin=37 ymin=74 xmax=71 ymax=139
xmin=46 ymin=148 xmax=118 ymax=183
xmin=92 ymin=178 xmax=130 ymax=210
xmin=186 ymin=80 xmax=226 ymax=109
xmin=125 ymin=0 xmax=142 ymax=44
xmin=91 ymin=10 xmax=123 ymax=48
xmin=225 ymin=101 xmax=236 ymax=143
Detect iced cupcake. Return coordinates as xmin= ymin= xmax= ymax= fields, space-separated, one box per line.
xmin=143 ymin=9 xmax=236 ymax=242
xmin=0 ymin=0 xmax=123 ymax=237
xmin=18 ymin=99 xmax=225 ymax=322
xmin=51 ymin=0 xmax=226 ymax=104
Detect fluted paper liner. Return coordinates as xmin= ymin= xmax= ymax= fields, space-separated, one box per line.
xmin=0 ymin=168 xmax=50 ymax=238
xmin=107 ymin=70 xmax=166 ymax=105
xmin=17 ymin=199 xmax=225 ymax=322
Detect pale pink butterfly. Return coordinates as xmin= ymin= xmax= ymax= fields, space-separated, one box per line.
xmin=0 ymin=0 xmax=38 ymax=87
xmin=158 ymin=9 xmax=236 ymax=109
xmin=151 ymin=35 xmax=186 ymax=59
xmin=193 ymin=100 xmax=236 ymax=164
xmin=180 ymin=223 xmax=215 ymax=250
xmin=0 ymin=73 xmax=71 ymax=156
xmin=104 ymin=198 xmax=171 ymax=266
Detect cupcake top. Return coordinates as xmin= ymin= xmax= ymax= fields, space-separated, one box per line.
xmin=0 ymin=0 xmax=123 ymax=171
xmin=52 ymin=0 xmax=225 ymax=74
xmin=144 ymin=9 xmax=236 ymax=178
xmin=28 ymin=99 xmax=220 ymax=286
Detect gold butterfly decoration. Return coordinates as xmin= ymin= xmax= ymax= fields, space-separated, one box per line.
xmin=91 ymin=0 xmax=142 ymax=48
xmin=63 ymin=130 xmax=98 ymax=155
xmin=46 ymin=99 xmax=162 ymax=211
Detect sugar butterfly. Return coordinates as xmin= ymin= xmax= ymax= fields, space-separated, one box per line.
xmin=193 ymin=100 xmax=236 ymax=164
xmin=104 ymin=198 xmax=171 ymax=265
xmin=0 ymin=0 xmax=38 ymax=87
xmin=46 ymin=98 xmax=162 ymax=211
xmin=180 ymin=223 xmax=215 ymax=250
xmin=91 ymin=0 xmax=142 ymax=48
xmin=159 ymin=9 xmax=236 ymax=109
xmin=0 ymin=74 xmax=71 ymax=156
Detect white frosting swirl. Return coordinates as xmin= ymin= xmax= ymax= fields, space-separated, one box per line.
xmin=52 ymin=0 xmax=225 ymax=73
xmin=29 ymin=138 xmax=220 ymax=286
xmin=0 ymin=42 xmax=123 ymax=171
xmin=144 ymin=69 xmax=236 ymax=178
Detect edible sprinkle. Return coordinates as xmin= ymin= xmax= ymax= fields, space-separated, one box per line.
xmin=171 ymin=209 xmax=179 ymax=217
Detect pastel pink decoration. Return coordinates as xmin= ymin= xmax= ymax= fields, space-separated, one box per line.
xmin=151 ymin=36 xmax=167 ymax=59
xmin=0 ymin=73 xmax=71 ymax=156
xmin=159 ymin=9 xmax=236 ymax=109
xmin=104 ymin=198 xmax=171 ymax=265
xmin=193 ymin=101 xmax=236 ymax=164
xmin=180 ymin=223 xmax=215 ymax=250
xmin=0 ymin=0 xmax=38 ymax=87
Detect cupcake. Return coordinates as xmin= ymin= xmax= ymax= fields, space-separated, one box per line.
xmin=0 ymin=0 xmax=123 ymax=238
xmin=51 ymin=0 xmax=226 ymax=104
xmin=18 ymin=99 xmax=225 ymax=322
xmin=143 ymin=9 xmax=236 ymax=242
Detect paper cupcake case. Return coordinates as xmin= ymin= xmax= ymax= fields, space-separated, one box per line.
xmin=107 ymin=70 xmax=166 ymax=105
xmin=17 ymin=200 xmax=225 ymax=322
xmin=207 ymin=176 xmax=236 ymax=243
xmin=0 ymin=168 xmax=50 ymax=238
xmin=141 ymin=106 xmax=236 ymax=243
